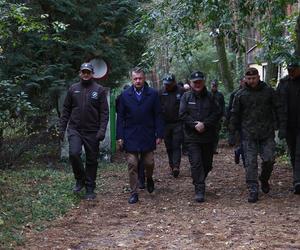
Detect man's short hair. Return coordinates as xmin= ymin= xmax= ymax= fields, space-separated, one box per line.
xmin=131 ymin=67 xmax=145 ymax=76
xmin=245 ymin=67 xmax=259 ymax=76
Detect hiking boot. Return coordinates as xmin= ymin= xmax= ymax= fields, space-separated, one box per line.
xmin=248 ymin=187 xmax=258 ymax=203
xmin=195 ymin=192 xmax=205 ymax=203
xmin=147 ymin=177 xmax=155 ymax=193
xmin=172 ymin=167 xmax=180 ymax=178
xmin=73 ymin=180 xmax=84 ymax=193
xmin=294 ymin=183 xmax=300 ymax=195
xmin=259 ymin=177 xmax=270 ymax=194
xmin=234 ymin=149 xmax=240 ymax=164
xmin=128 ymin=193 xmax=139 ymax=204
xmin=84 ymin=188 xmax=96 ymax=200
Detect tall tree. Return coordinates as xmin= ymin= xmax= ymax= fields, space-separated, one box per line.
xmin=0 ymin=0 xmax=146 ymax=119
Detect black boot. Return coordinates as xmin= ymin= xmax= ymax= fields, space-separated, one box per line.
xmin=147 ymin=177 xmax=155 ymax=193
xmin=172 ymin=167 xmax=180 ymax=178
xmin=294 ymin=183 xmax=300 ymax=194
xmin=128 ymin=193 xmax=139 ymax=204
xmin=260 ymin=161 xmax=273 ymax=193
xmin=73 ymin=179 xmax=84 ymax=193
xmin=84 ymin=187 xmax=96 ymax=200
xmin=195 ymin=185 xmax=205 ymax=202
xmin=248 ymin=185 xmax=258 ymax=203
xmin=259 ymin=176 xmax=270 ymax=194
xmin=195 ymin=192 xmax=205 ymax=202
xmin=234 ymin=149 xmax=240 ymax=164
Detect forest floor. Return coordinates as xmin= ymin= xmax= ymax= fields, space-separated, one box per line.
xmin=19 ymin=142 xmax=300 ymax=250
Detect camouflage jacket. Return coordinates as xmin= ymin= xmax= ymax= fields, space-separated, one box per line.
xmin=229 ymin=81 xmax=282 ymax=140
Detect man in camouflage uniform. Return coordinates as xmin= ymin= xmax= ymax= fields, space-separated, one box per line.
xmin=229 ymin=68 xmax=282 ymax=203
xmin=276 ymin=62 xmax=300 ymax=194
xmin=159 ymin=74 xmax=184 ymax=177
xmin=179 ymin=71 xmax=221 ymax=202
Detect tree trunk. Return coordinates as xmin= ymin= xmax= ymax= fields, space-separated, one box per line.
xmin=232 ymin=0 xmax=245 ymax=86
xmin=215 ymin=32 xmax=234 ymax=92
xmin=265 ymin=60 xmax=278 ymax=86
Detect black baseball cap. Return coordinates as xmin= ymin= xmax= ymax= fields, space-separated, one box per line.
xmin=211 ymin=79 xmax=218 ymax=86
xmin=163 ymin=74 xmax=176 ymax=84
xmin=80 ymin=62 xmax=94 ymax=72
xmin=190 ymin=71 xmax=205 ymax=81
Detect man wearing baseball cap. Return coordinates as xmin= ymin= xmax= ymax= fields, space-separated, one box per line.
xmin=59 ymin=62 xmax=109 ymax=200
xmin=210 ymin=80 xmax=225 ymax=154
xmin=179 ymin=71 xmax=221 ymax=202
xmin=159 ymin=74 xmax=184 ymax=178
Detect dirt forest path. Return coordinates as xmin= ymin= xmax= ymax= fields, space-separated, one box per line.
xmin=20 ymin=142 xmax=300 ymax=249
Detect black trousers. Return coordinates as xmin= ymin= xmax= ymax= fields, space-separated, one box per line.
xmin=164 ymin=123 xmax=183 ymax=168
xmin=68 ymin=129 xmax=99 ymax=190
xmin=213 ymin=122 xmax=221 ymax=152
xmin=286 ymin=129 xmax=300 ymax=185
xmin=187 ymin=142 xmax=214 ymax=191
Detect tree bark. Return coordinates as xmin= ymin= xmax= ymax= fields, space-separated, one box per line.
xmin=215 ymin=32 xmax=234 ymax=92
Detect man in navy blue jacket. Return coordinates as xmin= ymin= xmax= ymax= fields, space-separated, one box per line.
xmin=117 ymin=67 xmax=164 ymax=204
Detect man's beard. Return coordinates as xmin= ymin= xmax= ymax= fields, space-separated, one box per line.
xmin=81 ymin=78 xmax=92 ymax=86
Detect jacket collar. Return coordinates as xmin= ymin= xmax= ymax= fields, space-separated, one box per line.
xmin=127 ymin=84 xmax=151 ymax=103
xmin=192 ymin=86 xmax=208 ymax=98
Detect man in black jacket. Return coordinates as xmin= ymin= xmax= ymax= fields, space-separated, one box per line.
xmin=59 ymin=62 xmax=109 ymax=200
xmin=179 ymin=71 xmax=221 ymax=202
xmin=276 ymin=62 xmax=300 ymax=194
xmin=210 ymin=80 xmax=225 ymax=154
xmin=159 ymin=74 xmax=184 ymax=177
xmin=226 ymin=78 xmax=245 ymax=166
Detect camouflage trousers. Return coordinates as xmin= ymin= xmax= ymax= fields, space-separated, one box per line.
xmin=242 ymin=136 xmax=275 ymax=186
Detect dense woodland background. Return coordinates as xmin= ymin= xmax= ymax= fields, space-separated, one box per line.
xmin=1 ymin=1 xmax=300 ymax=249
xmin=1 ymin=0 xmax=300 ymax=167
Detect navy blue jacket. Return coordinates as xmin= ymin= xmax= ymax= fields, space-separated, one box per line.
xmin=117 ymin=85 xmax=164 ymax=152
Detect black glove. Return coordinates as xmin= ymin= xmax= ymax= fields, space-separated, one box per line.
xmin=96 ymin=131 xmax=105 ymax=141
xmin=278 ymin=129 xmax=286 ymax=140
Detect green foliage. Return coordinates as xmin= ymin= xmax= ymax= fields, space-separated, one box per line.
xmin=132 ymin=0 xmax=237 ymax=91
xmin=0 ymin=0 xmax=146 ymax=117
xmin=253 ymin=0 xmax=299 ymax=64
xmin=133 ymin=0 xmax=300 ymax=91
xmin=0 ymin=80 xmax=34 ymax=131
xmin=0 ymin=167 xmax=80 ymax=249
xmin=0 ymin=161 xmax=126 ymax=249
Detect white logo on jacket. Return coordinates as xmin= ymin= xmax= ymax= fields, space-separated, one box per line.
xmin=91 ymin=91 xmax=98 ymax=99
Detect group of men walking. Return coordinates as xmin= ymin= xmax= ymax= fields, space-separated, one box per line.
xmin=59 ymin=62 xmax=300 ymax=205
